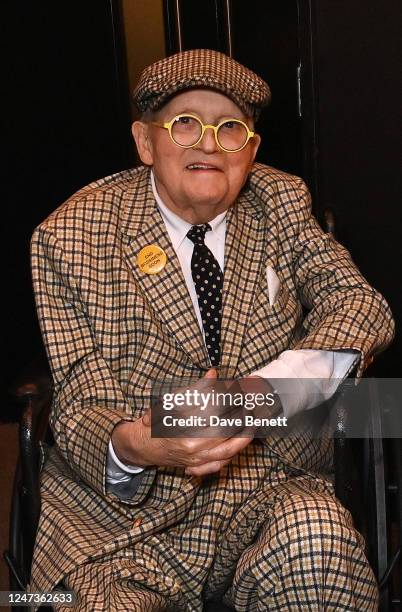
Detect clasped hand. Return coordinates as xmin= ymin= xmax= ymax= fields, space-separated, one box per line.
xmin=112 ymin=369 xmax=254 ymax=476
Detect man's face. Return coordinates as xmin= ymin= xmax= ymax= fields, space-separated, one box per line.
xmin=132 ymin=89 xmax=261 ymax=223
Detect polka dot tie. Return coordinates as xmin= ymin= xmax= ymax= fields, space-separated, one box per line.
xmin=187 ymin=224 xmax=223 ymax=366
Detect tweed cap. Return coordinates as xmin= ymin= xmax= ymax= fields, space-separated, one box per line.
xmin=133 ymin=49 xmax=271 ymax=119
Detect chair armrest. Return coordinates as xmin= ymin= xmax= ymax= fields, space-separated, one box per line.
xmin=6 ymin=364 xmax=53 ymax=589
xmin=18 ymin=386 xmax=53 ymax=533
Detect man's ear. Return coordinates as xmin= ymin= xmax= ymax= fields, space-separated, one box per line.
xmin=132 ymin=121 xmax=153 ymax=166
xmin=250 ymin=133 xmax=261 ymax=163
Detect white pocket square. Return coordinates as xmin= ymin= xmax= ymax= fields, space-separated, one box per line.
xmin=266 ymin=265 xmax=281 ymax=305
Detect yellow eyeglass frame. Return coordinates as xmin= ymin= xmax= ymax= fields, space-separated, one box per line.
xmin=152 ymin=113 xmax=256 ymax=152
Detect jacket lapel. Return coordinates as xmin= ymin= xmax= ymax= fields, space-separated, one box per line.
xmin=220 ymin=188 xmax=274 ymax=377
xmin=121 ymin=169 xmax=209 ymax=368
xmin=120 ymin=168 xmax=278 ymax=375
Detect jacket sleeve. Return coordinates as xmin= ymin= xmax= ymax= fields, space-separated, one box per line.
xmin=31 ymin=225 xmax=155 ymax=502
xmin=290 ymin=180 xmax=395 ymax=376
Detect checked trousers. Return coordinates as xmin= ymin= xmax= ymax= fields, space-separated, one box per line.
xmin=58 ymin=472 xmax=377 ymax=611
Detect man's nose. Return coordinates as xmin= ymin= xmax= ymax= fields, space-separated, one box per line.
xmin=194 ymin=126 xmax=219 ymax=153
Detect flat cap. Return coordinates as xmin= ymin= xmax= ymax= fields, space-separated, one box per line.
xmin=133 ymin=49 xmax=271 ymax=118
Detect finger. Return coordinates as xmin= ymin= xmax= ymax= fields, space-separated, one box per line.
xmin=142 ymin=410 xmax=152 ymax=427
xmin=176 ymin=435 xmax=231 ymax=456
xmin=185 ymin=458 xmax=231 ymax=477
xmin=196 ymin=435 xmax=253 ymax=463
xmin=204 ymin=368 xmax=217 ymax=379
xmin=182 ymin=434 xmax=252 ymax=467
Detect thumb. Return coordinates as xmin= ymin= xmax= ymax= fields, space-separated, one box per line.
xmin=142 ymin=409 xmax=152 ymax=427
xmin=204 ymin=368 xmax=217 ymax=379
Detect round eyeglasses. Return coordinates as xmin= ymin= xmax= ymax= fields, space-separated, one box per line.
xmin=152 ymin=114 xmax=256 ymax=152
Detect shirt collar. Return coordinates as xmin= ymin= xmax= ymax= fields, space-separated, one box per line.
xmin=151 ymin=170 xmax=227 ymax=250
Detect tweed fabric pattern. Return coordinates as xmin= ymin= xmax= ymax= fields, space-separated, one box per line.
xmin=30 ymin=163 xmax=394 ymax=609
xmin=53 ymin=474 xmax=377 ymax=612
xmin=132 ymin=49 xmax=271 ymax=118
xmin=222 ymin=478 xmax=378 ymax=610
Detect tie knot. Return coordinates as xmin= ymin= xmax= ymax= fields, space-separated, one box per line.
xmin=187 ymin=223 xmax=212 ymax=246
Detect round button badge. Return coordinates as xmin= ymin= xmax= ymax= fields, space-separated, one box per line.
xmin=137 ymin=245 xmax=167 ymax=274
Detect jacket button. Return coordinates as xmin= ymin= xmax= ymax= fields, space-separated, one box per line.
xmin=133 ymin=518 xmax=142 ymax=528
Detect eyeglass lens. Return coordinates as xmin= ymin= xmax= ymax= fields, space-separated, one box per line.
xmin=171 ymin=116 xmax=249 ymax=151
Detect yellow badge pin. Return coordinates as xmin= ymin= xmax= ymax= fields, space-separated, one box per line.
xmin=137 ymin=245 xmax=167 ymax=274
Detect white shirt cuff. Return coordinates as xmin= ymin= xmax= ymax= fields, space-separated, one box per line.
xmin=252 ymin=349 xmax=358 ymax=418
xmin=106 ymin=439 xmax=145 ymax=486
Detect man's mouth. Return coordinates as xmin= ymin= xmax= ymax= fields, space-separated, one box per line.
xmin=186 ymin=163 xmax=222 ymax=171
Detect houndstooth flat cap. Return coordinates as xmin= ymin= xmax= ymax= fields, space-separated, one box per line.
xmin=132 ymin=49 xmax=271 ymax=119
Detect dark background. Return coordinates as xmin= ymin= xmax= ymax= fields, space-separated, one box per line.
xmin=3 ymin=0 xmax=401 ymax=413
xmin=3 ymin=1 xmax=135 ymax=399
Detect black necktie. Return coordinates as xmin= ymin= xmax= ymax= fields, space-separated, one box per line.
xmin=187 ymin=224 xmax=223 ymax=366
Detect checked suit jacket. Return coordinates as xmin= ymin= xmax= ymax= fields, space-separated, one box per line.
xmin=30 ymin=163 xmax=394 ymax=605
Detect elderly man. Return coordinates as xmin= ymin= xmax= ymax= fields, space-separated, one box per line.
xmin=30 ymin=49 xmax=393 ymax=610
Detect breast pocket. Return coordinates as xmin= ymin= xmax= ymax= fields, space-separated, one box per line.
xmin=252 ymin=266 xmax=299 ymax=334
xmin=266 ymin=264 xmax=282 ymax=306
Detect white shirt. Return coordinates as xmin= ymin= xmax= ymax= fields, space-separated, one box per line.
xmin=106 ymin=172 xmax=357 ymax=483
